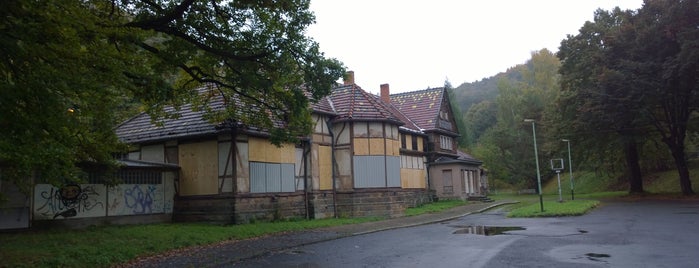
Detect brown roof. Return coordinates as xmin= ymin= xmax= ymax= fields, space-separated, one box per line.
xmin=327 ymin=84 xmax=403 ymax=125
xmin=116 ymin=86 xmax=283 ymax=144
xmin=390 ymin=87 xmax=445 ymax=131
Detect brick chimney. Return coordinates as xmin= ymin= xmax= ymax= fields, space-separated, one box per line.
xmin=380 ymin=83 xmax=390 ymax=103
xmin=343 ymin=71 xmax=355 ymax=85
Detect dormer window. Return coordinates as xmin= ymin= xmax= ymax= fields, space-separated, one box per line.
xmin=440 ymin=135 xmax=453 ymax=151
xmin=440 ymin=111 xmax=449 ymax=120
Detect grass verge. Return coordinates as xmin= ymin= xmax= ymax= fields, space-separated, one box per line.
xmin=507 ymin=199 xmax=600 ymax=218
xmin=404 ymin=199 xmax=468 ymax=216
xmin=0 ymin=217 xmax=380 ymax=268
xmin=0 ymin=199 xmax=472 ymax=267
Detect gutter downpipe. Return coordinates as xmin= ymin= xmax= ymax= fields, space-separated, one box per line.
xmin=326 ymin=118 xmax=338 ymax=218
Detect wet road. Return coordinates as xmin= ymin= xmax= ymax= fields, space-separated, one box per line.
xmin=232 ymin=200 xmax=699 ymax=267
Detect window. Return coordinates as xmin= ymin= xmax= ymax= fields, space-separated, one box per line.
xmin=250 ymin=162 xmax=295 ymax=193
xmin=442 ymin=169 xmax=453 ymax=193
xmin=401 ymin=155 xmax=424 ymax=169
xmin=353 ymin=156 xmax=400 ymax=188
xmin=411 ymin=134 xmax=418 ymax=150
xmin=440 ymin=135 xmax=453 ymax=150
xmin=401 ymin=134 xmax=406 ymax=149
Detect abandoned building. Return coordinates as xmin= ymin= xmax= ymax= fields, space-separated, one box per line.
xmin=0 ymin=72 xmax=486 ymax=229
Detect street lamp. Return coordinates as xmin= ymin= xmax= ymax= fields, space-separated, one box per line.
xmin=524 ymin=119 xmax=544 ymax=212
xmin=562 ymin=139 xmax=575 ymax=200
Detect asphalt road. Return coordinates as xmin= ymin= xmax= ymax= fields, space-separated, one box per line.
xmin=231 ymin=200 xmax=699 ymax=267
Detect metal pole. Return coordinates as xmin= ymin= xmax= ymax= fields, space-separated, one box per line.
xmin=527 ymin=120 xmax=544 ymax=212
xmin=564 ymin=139 xmax=574 ymax=200
xmin=556 ymin=171 xmax=562 ymax=202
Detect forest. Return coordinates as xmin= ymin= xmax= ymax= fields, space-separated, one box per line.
xmin=449 ymin=0 xmax=698 ymax=195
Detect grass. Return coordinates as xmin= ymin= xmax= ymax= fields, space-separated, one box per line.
xmin=0 ymin=217 xmax=380 ymax=268
xmin=0 ymin=199 xmax=469 ymax=267
xmin=404 ymin=199 xmax=468 ymax=216
xmin=507 ymin=199 xmax=600 ymax=218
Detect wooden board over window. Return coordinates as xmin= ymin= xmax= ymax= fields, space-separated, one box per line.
xmin=248 ymin=137 xmax=295 ymax=164
xmin=179 ymin=141 xmax=218 ymax=196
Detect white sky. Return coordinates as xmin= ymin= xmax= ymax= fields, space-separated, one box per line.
xmin=307 ymin=0 xmax=645 ymax=94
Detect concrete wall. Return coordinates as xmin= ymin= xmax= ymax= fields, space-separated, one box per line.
xmin=33 ymin=182 xmax=175 ymax=220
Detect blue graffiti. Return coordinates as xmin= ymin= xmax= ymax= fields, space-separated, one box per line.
xmin=123 ymin=185 xmax=155 ymax=214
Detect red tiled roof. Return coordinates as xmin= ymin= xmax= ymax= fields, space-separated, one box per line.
xmin=328 ymin=84 xmax=403 ymax=125
xmin=390 ymin=87 xmax=445 ymax=131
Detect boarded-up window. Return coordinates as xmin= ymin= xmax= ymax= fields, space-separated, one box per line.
xmin=250 ymin=162 xmax=295 ymax=193
xmin=353 ymin=156 xmax=400 ymax=188
xmin=442 ymin=169 xmax=453 ymax=193
xmin=141 ymin=144 xmax=164 ymax=162
xmin=318 ymin=145 xmax=333 ymax=190
xmin=218 ymin=142 xmax=234 ymax=193
xmin=179 ymin=141 xmax=218 ymax=196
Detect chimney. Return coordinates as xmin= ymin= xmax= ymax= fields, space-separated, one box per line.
xmin=343 ymin=71 xmax=355 ymax=85
xmin=380 ymin=84 xmax=390 ymax=103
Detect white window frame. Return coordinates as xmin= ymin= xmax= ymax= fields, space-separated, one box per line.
xmin=440 ymin=135 xmax=453 ymax=150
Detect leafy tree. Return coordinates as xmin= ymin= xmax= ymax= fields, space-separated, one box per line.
xmin=619 ymin=0 xmax=698 ymax=195
xmin=472 ymin=49 xmax=560 ymax=189
xmin=557 ymin=7 xmax=647 ymax=193
xmin=0 ymin=0 xmax=344 ymax=190
xmin=464 ymin=100 xmax=496 ymax=146
xmin=558 ymin=1 xmax=698 ymax=195
xmin=445 ymin=80 xmax=469 ymax=148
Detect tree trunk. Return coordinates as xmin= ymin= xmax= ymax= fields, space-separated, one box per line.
xmin=669 ymin=147 xmax=695 ymax=195
xmin=624 ymin=140 xmax=644 ymax=193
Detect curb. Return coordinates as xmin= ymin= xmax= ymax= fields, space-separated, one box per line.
xmin=351 ymin=201 xmax=519 ymax=236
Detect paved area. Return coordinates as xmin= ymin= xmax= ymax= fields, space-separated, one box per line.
xmin=122 ymin=201 xmax=515 ymax=267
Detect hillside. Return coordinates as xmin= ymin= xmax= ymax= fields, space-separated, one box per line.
xmin=541 ymin=159 xmax=699 ymax=196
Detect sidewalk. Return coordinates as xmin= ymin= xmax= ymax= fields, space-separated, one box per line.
xmin=123 ymin=200 xmax=515 ymax=268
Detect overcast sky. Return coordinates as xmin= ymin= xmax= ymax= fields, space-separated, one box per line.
xmin=306 ymin=0 xmax=645 ymax=94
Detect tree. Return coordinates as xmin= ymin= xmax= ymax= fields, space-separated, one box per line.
xmin=557 ymin=7 xmax=647 ymax=193
xmin=618 ymin=0 xmax=698 ymax=195
xmin=0 ymin=0 xmax=345 ymax=190
xmin=471 ymin=49 xmax=561 ymax=189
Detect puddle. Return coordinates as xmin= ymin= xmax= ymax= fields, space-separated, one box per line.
xmin=585 ymin=253 xmax=611 ymax=262
xmin=452 ymin=226 xmax=525 ymax=236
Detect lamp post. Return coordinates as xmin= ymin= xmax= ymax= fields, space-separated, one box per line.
xmin=524 ymin=119 xmax=544 ymax=212
xmin=562 ymin=139 xmax=574 ymax=200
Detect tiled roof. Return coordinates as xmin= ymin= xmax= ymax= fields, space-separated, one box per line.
xmin=116 ymin=86 xmax=276 ymax=144
xmin=390 ymin=87 xmax=445 ymax=131
xmin=115 ymin=97 xmax=226 ymax=144
xmin=434 ymin=150 xmax=483 ymax=165
xmin=328 ymin=84 xmax=403 ymax=125
xmin=310 ymin=96 xmax=336 ymax=115
xmin=117 ymin=84 xmax=445 ymax=144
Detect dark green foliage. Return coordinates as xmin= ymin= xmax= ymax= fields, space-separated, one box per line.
xmin=0 ymin=0 xmax=345 ymax=189
xmin=557 ymin=1 xmax=697 ymax=195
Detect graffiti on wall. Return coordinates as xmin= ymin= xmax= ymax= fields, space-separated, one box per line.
xmin=34 ymin=184 xmax=105 ymax=219
xmin=34 ymin=182 xmax=174 ymax=220
xmin=108 ymin=184 xmax=163 ymax=215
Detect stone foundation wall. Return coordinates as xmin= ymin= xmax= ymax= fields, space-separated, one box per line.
xmin=233 ymin=193 xmax=306 ymax=224
xmin=173 ymin=195 xmax=236 ymax=223
xmin=335 ymin=189 xmax=430 ymax=218
xmin=173 ymin=189 xmax=432 ymax=224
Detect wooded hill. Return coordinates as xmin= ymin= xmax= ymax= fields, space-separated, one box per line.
xmin=449 ymin=1 xmax=698 ymax=195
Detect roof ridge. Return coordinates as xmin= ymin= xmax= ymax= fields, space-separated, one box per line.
xmin=390 ymin=86 xmax=444 ymax=97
